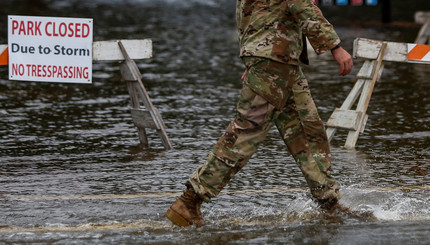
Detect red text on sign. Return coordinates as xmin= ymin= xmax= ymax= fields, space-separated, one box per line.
xmin=11 ymin=20 xmax=42 ymax=36
xmin=12 ymin=64 xmax=25 ymax=76
xmin=45 ymin=22 xmax=90 ymax=38
xmin=11 ymin=20 xmax=90 ymax=38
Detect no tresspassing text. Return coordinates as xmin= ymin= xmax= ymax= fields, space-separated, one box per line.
xmin=11 ymin=63 xmax=90 ymax=80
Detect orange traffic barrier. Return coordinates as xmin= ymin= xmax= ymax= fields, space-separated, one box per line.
xmin=0 ymin=47 xmax=8 ymax=66
xmin=408 ymin=44 xmax=430 ymax=61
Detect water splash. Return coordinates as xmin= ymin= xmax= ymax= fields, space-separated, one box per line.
xmin=340 ymin=187 xmax=430 ymax=221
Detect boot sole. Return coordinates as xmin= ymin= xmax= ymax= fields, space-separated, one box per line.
xmin=166 ymin=208 xmax=191 ymax=227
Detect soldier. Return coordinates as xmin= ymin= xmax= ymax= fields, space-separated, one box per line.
xmin=166 ymin=0 xmax=354 ymax=227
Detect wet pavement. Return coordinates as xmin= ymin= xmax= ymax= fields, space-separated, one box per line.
xmin=0 ymin=0 xmax=429 ymax=244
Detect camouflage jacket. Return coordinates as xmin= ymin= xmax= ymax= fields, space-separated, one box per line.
xmin=236 ymin=0 xmax=341 ymax=64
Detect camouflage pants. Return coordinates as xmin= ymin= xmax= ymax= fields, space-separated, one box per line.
xmin=188 ymin=57 xmax=341 ymax=202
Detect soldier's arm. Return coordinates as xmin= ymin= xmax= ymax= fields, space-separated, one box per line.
xmin=289 ymin=0 xmax=353 ymax=75
xmin=288 ymin=0 xmax=340 ymax=54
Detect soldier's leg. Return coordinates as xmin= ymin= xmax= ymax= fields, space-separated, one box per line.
xmin=274 ymin=67 xmax=341 ymax=202
xmin=167 ymin=57 xmax=282 ymax=226
xmin=188 ymin=84 xmax=276 ymax=202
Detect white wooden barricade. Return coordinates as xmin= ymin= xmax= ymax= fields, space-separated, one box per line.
xmin=0 ymin=39 xmax=172 ymax=150
xmin=415 ymin=11 xmax=430 ymax=44
xmin=326 ymin=38 xmax=430 ymax=149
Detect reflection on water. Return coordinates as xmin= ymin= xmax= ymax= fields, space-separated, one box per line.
xmin=0 ymin=0 xmax=429 ymax=244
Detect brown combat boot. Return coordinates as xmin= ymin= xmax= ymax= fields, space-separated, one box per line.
xmin=165 ymin=188 xmax=205 ymax=227
xmin=318 ymin=198 xmax=377 ymax=222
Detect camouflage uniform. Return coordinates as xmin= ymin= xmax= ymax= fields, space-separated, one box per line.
xmin=187 ymin=0 xmax=342 ymax=203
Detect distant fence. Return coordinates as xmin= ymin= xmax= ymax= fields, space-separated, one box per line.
xmin=314 ymin=0 xmax=378 ymax=6
xmin=314 ymin=0 xmax=392 ymax=23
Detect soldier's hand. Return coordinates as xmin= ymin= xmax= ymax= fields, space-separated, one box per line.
xmin=331 ymin=46 xmax=353 ymax=76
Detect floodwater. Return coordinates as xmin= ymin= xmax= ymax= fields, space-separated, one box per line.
xmin=0 ymin=0 xmax=429 ymax=244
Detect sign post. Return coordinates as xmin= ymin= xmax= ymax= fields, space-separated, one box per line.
xmin=8 ymin=15 xmax=93 ymax=84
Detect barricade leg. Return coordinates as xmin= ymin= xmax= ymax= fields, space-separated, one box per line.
xmin=118 ymin=41 xmax=173 ymax=150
